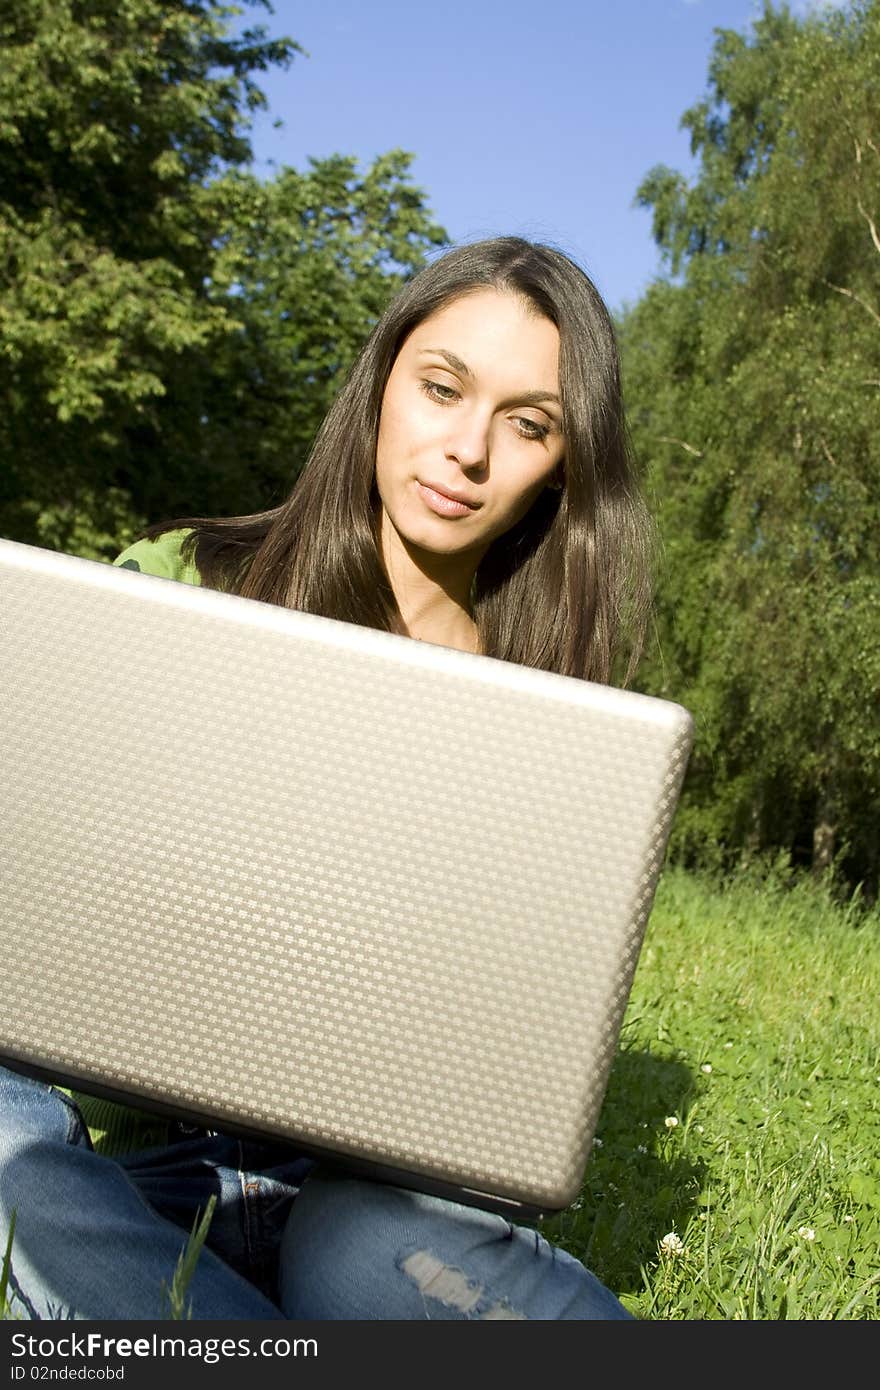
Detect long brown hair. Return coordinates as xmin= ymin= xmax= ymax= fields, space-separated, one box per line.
xmin=141 ymin=236 xmax=655 ymax=685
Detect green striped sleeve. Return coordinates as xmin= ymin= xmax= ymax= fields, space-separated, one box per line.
xmin=112 ymin=528 xmax=201 ymax=586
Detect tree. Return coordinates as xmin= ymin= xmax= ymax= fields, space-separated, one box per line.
xmin=0 ymin=1 xmax=300 ymax=549
xmin=0 ymin=2 xmax=447 ymax=553
xmin=621 ymin=0 xmax=880 ymax=892
xmin=154 ymin=151 xmax=448 ymax=521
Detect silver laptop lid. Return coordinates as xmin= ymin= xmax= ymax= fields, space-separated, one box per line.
xmin=0 ymin=538 xmax=692 ymax=1216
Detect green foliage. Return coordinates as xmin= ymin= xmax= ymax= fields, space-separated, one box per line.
xmin=19 ymin=485 xmax=147 ymax=560
xmin=0 ymin=1 xmax=299 ymax=544
xmin=176 ymin=151 xmax=447 ymax=514
xmin=0 ymin=1 xmax=446 ymax=551
xmin=542 ymin=865 xmax=880 ymax=1319
xmin=622 ymin=0 xmax=880 ymax=892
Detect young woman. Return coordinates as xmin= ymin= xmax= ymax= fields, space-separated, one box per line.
xmin=0 ymin=236 xmax=654 ymax=1320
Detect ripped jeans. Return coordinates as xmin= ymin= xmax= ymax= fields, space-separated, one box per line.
xmin=0 ymin=1067 xmax=632 ymax=1320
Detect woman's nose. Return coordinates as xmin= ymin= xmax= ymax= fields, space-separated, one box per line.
xmin=445 ymin=408 xmax=490 ymax=468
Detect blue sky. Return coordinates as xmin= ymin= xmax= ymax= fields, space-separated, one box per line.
xmin=240 ymin=1 xmax=841 ymax=315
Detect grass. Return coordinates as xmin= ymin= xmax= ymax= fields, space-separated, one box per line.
xmin=540 ymin=861 xmax=880 ymax=1319
xmin=1 ymin=1211 xmax=15 ymax=1318
xmin=159 ymin=1195 xmax=217 ymax=1320
xmin=3 ymin=862 xmax=877 ymax=1320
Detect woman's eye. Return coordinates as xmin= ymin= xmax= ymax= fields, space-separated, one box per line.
xmin=515 ymin=417 xmax=550 ymax=442
xmin=421 ymin=380 xmax=458 ymax=403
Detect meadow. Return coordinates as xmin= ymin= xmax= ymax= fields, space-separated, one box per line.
xmin=542 ymin=861 xmax=880 ymax=1319
xmin=3 ymin=861 xmax=877 ymax=1321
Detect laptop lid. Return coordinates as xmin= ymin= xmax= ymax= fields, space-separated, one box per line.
xmin=0 ymin=537 xmax=693 ymax=1217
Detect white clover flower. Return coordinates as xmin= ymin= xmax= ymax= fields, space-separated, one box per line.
xmin=701 ymin=1063 xmax=712 ymax=1074
xmin=592 ymin=1136 xmax=603 ymax=1148
xmin=843 ymin=1215 xmax=854 ymax=1224
xmin=664 ymin=1116 xmax=679 ymax=1129
xmin=660 ymin=1231 xmax=684 ymax=1257
xmin=695 ymin=1124 xmax=705 ymax=1133
xmin=636 ymin=1144 xmax=648 ymax=1154
xmin=723 ymin=1041 xmax=733 ymax=1050
xmin=797 ymin=1226 xmax=816 ymax=1242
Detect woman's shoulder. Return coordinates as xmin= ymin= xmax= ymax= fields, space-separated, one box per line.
xmin=112 ymin=528 xmax=202 ymax=586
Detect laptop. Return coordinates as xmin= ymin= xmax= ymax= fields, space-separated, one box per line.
xmin=0 ymin=537 xmax=693 ymax=1218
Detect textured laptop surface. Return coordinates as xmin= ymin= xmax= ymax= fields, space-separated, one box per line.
xmin=0 ymin=538 xmax=693 ymax=1215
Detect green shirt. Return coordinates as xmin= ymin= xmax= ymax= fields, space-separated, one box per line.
xmin=113 ymin=528 xmax=201 ymax=585
xmin=72 ymin=528 xmax=201 ymax=1155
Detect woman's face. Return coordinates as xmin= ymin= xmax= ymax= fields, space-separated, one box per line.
xmin=374 ymin=288 xmax=565 ymax=578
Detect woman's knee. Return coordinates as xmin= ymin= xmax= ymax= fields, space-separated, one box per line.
xmin=278 ymin=1170 xmax=632 ymax=1320
xmin=0 ymin=1068 xmax=90 ymax=1161
xmin=0 ymin=1072 xmax=89 ymax=1242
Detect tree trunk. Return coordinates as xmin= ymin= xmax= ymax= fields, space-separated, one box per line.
xmin=812 ymin=766 xmax=837 ymax=875
xmin=812 ymin=814 xmax=836 ymax=874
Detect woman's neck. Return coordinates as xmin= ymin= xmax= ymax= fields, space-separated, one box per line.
xmin=378 ymin=515 xmax=481 ymax=654
xmin=404 ymin=601 xmax=480 ymax=654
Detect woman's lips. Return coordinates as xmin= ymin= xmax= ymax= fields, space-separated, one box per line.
xmin=416 ymin=482 xmax=478 ymax=517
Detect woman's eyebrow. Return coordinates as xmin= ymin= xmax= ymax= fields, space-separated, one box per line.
xmin=418 ymin=348 xmax=561 ymax=407
xmin=513 ymin=388 xmax=562 ymax=407
xmin=418 ymin=347 xmax=472 ymax=377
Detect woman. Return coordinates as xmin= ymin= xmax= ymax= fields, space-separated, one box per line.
xmin=0 ymin=236 xmax=654 ymax=1320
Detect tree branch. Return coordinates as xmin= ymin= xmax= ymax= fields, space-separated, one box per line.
xmin=819 ymin=436 xmax=838 ymax=471
xmin=856 ymin=197 xmax=880 ymax=258
xmin=656 ymin=435 xmax=704 ymax=457
xmin=823 ymin=279 xmax=880 ymax=328
xmin=852 ymin=140 xmax=880 ymax=257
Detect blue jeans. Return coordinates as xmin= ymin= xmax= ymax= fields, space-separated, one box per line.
xmin=0 ymin=1067 xmax=633 ymax=1320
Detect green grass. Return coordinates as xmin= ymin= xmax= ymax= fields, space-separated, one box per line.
xmin=1 ymin=1210 xmax=15 ymax=1319
xmin=160 ymin=1195 xmax=217 ymax=1320
xmin=3 ymin=864 xmax=876 ymax=1320
xmin=540 ymin=861 xmax=880 ymax=1319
